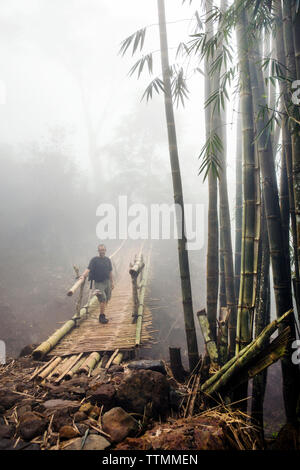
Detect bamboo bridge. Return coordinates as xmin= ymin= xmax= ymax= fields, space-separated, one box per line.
xmin=29 ymin=242 xmax=155 ymax=384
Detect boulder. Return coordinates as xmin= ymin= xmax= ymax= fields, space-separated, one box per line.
xmin=62 ymin=434 xmax=110 ymax=450
xmin=107 ymin=365 xmax=124 ymax=374
xmin=59 ymin=425 xmax=80 ymax=440
xmin=127 ymin=360 xmax=166 ymax=375
xmin=0 ymin=391 xmax=21 ymax=410
xmin=102 ymin=407 xmax=139 ymax=443
xmin=42 ymin=399 xmax=81 ymax=414
xmin=274 ymin=423 xmax=300 ymax=450
xmin=74 ymin=411 xmax=87 ymax=423
xmin=89 ymin=383 xmax=116 ymax=409
xmin=116 ymin=369 xmax=170 ymax=418
xmin=18 ymin=412 xmax=47 ymax=441
xmin=51 ymin=409 xmax=73 ymax=432
xmin=0 ymin=424 xmax=15 ymax=439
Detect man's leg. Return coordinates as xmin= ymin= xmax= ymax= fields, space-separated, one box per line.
xmin=99 ymin=279 xmax=111 ymax=323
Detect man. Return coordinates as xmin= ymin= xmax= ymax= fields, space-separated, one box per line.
xmin=79 ymin=244 xmax=114 ymax=324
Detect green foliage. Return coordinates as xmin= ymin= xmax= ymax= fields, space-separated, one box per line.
xmin=119 ymin=28 xmax=147 ymax=56
xmin=129 ymin=53 xmax=153 ymax=78
xmin=141 ymin=77 xmax=165 ymax=102
xmin=198 ymin=131 xmax=222 ymax=181
xmin=170 ymin=66 xmax=189 ymax=107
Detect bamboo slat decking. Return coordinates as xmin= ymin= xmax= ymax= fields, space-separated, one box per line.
xmin=48 ymin=243 xmax=154 ymax=357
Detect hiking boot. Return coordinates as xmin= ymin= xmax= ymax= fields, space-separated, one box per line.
xmin=99 ymin=313 xmax=108 ymax=324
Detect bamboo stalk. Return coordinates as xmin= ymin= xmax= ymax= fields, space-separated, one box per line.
xmin=32 ymin=321 xmax=76 ymax=359
xmin=105 ymin=349 xmax=119 ymax=369
xmin=157 ymin=0 xmax=199 ymax=372
xmin=51 ymin=357 xmax=70 ymax=377
xmin=65 ymin=357 xmax=86 ymax=380
xmin=37 ymin=357 xmax=62 ymax=380
xmin=79 ymin=352 xmax=100 ymax=374
xmin=28 ymin=356 xmax=58 ymax=381
xmin=112 ymin=353 xmax=123 ymax=365
xmin=205 ymin=0 xmax=219 ymax=343
xmin=202 ymin=310 xmax=293 ymax=395
xmin=217 ymin=307 xmax=230 ymax=366
xmin=197 ymin=310 xmax=218 ymax=364
xmin=54 ymin=354 xmax=83 ymax=383
xmin=67 ymin=277 xmax=85 ymax=297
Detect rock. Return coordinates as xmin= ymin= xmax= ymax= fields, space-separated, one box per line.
xmin=107 ymin=365 xmax=124 ymax=374
xmin=74 ymin=411 xmax=87 ymax=423
xmin=76 ymin=423 xmax=89 ymax=436
xmin=22 ymin=443 xmax=40 ymax=450
xmin=59 ymin=425 xmax=80 ymax=440
xmin=51 ymin=409 xmax=73 ymax=432
xmin=116 ymin=370 xmax=170 ymax=418
xmin=0 ymin=391 xmax=21 ymax=410
xmin=89 ymin=405 xmax=100 ymax=420
xmin=169 ymin=387 xmax=182 ymax=410
xmin=102 ymin=407 xmax=139 ymax=443
xmin=62 ymin=434 xmax=110 ymax=450
xmin=0 ymin=424 xmax=15 ymax=439
xmin=18 ymin=411 xmax=47 ymax=441
xmin=89 ymin=384 xmax=116 ymax=409
xmin=19 ymin=344 xmax=38 ymax=357
xmin=127 ymin=360 xmax=166 ymax=375
xmin=16 ymin=404 xmax=32 ymax=419
xmin=116 ymin=414 xmax=261 ymax=450
xmin=79 ymin=402 xmax=93 ymax=414
xmin=0 ymin=438 xmax=17 ymax=450
xmin=42 ymin=399 xmax=81 ymax=413
xmin=274 ymin=423 xmax=300 ymax=450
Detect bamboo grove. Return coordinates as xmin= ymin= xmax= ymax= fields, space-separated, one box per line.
xmin=121 ymin=0 xmax=300 ymax=428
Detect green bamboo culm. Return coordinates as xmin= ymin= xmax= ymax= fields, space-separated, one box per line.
xmin=275 ymin=0 xmax=300 ymax=317
xmin=245 ymin=6 xmax=300 ymax=423
xmin=251 ymin=202 xmax=270 ymax=432
xmin=157 ymin=0 xmax=199 ymax=372
xmin=235 ymin=11 xmax=256 ymax=356
xmin=235 ymin=108 xmax=242 ymax=300
xmin=205 ymin=0 xmax=219 ymax=342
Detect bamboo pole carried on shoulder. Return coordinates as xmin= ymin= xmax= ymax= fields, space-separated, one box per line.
xmin=67 ymin=277 xmax=85 ymax=297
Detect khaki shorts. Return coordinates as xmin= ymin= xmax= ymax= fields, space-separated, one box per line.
xmin=93 ymin=279 xmax=112 ymax=303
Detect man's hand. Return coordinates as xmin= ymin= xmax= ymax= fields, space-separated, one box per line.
xmin=111 ymin=281 xmax=115 ymax=290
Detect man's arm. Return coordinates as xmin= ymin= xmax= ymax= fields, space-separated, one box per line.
xmin=79 ymin=268 xmax=90 ymax=280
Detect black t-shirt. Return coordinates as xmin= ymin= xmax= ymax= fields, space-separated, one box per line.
xmin=87 ymin=256 xmax=112 ymax=282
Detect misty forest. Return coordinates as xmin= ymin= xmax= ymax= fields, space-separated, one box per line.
xmin=0 ymin=0 xmax=300 ymax=453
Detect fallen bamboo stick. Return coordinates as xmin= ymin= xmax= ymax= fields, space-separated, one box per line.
xmin=28 ymin=356 xmax=58 ymax=381
xmin=112 ymin=352 xmax=123 ymax=365
xmin=79 ymin=352 xmax=100 ymax=374
xmin=65 ymin=357 xmax=86 ymax=380
xmin=203 ymin=315 xmax=292 ymax=396
xmin=105 ymin=349 xmax=119 ymax=369
xmin=37 ymin=357 xmax=62 ymax=380
xmin=55 ymin=353 xmax=83 ymax=383
xmin=201 ymin=309 xmax=293 ymax=392
xmin=51 ymin=357 xmax=69 ymax=378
